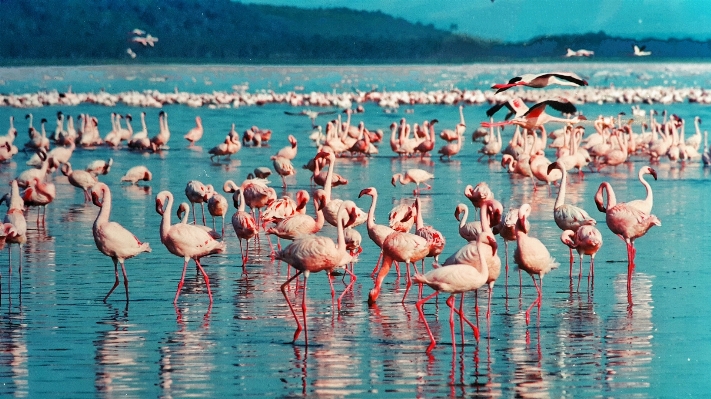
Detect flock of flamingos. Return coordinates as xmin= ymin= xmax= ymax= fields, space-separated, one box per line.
xmin=2 ymin=71 xmax=705 ymax=353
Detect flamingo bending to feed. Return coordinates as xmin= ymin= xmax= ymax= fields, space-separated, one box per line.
xmin=277 ymin=202 xmax=358 ymax=343
xmin=185 ymin=180 xmax=212 ymax=225
xmin=594 ymin=177 xmax=661 ymax=292
xmin=560 ymin=226 xmax=602 ymax=288
xmin=184 ymin=116 xmax=203 ymax=147
xmin=514 ymin=204 xmax=559 ymax=324
xmin=464 ymin=182 xmax=495 ymax=220
xmin=22 ymin=178 xmax=56 ymax=223
xmin=121 ymin=166 xmax=152 ymax=185
xmin=91 ymin=183 xmax=151 ymax=302
xmin=491 ymin=72 xmax=588 ymax=93
xmin=176 ymin=203 xmax=221 ymax=239
xmin=266 ymin=190 xmax=326 ymax=241
xmin=156 ymin=191 xmax=226 ymax=304
xmin=414 ymin=232 xmax=498 ymax=353
xmin=547 ymin=161 xmax=597 ymax=275
xmin=392 ymin=168 xmax=434 ymax=196
xmin=359 ymin=187 xmax=402 ymax=277
xmin=61 ymin=162 xmax=97 ymax=202
xmin=388 ymin=202 xmax=415 ymax=233
xmin=414 ymin=196 xmax=446 ymax=268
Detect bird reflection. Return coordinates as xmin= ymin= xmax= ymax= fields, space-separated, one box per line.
xmin=0 ymin=311 xmax=28 ymax=397
xmin=159 ymin=304 xmax=214 ymax=398
xmin=121 ymin=184 xmax=152 ymax=199
xmin=94 ymin=304 xmax=147 ymax=397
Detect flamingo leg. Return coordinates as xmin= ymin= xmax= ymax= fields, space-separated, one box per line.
xmin=415 ymin=291 xmax=440 ymax=353
xmin=173 ymin=258 xmax=189 ymax=304
xmin=569 ymin=247 xmax=574 ymax=277
xmin=370 ymin=251 xmax=383 ymax=277
xmin=191 ymin=203 xmax=197 ymax=224
xmin=401 ymin=262 xmax=412 ymax=304
xmin=524 ymin=274 xmax=541 ymax=325
xmin=302 ymin=272 xmax=309 ymax=345
xmin=577 ymin=253 xmax=584 ymax=291
xmin=338 ymin=268 xmax=357 ymax=311
xmin=280 ymin=270 xmax=304 ymax=342
xmin=487 ymin=284 xmax=494 ymax=320
xmin=446 ymin=296 xmax=457 ymax=353
xmin=195 ymin=258 xmax=213 ymax=303
xmin=369 ymin=255 xmax=393 ymax=304
xmin=452 ymin=292 xmax=479 ymax=341
xmin=120 ymin=259 xmax=129 ymax=302
xmin=201 ymin=203 xmax=207 ymax=226
xmin=327 ymin=271 xmax=336 ymax=305
xmin=104 ymin=258 xmax=120 ymax=303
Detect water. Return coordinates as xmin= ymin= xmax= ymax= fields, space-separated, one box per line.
xmin=0 ymin=63 xmax=708 ymax=398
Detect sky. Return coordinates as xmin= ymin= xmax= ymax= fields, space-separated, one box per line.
xmin=244 ymin=0 xmax=711 ymax=42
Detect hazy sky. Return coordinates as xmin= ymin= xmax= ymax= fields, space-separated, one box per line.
xmin=245 ymin=0 xmax=711 ymax=42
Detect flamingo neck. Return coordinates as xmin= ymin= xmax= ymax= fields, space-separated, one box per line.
xmin=366 ymin=192 xmax=377 ymax=230
xmin=160 ymin=193 xmax=173 ymax=242
xmin=313 ymin=200 xmax=325 ymax=232
xmin=415 ymin=198 xmax=423 ymax=230
xmin=459 ymin=206 xmax=468 ymax=230
xmin=323 ymin=156 xmax=334 ymax=201
xmin=95 ymin=187 xmax=112 ymax=226
xmin=639 ymin=170 xmax=653 ymax=211
xmin=238 ymin=189 xmax=246 ymax=213
xmin=554 ymin=166 xmax=567 ymax=210
xmin=475 ymin=240 xmax=490 ymax=278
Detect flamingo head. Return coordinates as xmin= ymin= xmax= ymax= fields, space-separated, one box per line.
xmin=177 ymin=203 xmax=188 ymax=220
xmin=546 ymin=162 xmax=561 ymax=176
xmin=295 ymin=190 xmax=310 ymax=210
xmin=313 ymin=190 xmax=327 ymax=212
xmin=358 ymin=187 xmax=373 ymax=198
xmin=517 ymin=204 xmax=532 ymax=234
xmin=155 ymin=192 xmax=169 ymax=215
xmin=391 ymin=174 xmax=401 ymax=187
xmin=91 ymin=185 xmax=105 ymax=208
xmin=143 ymin=171 xmax=152 ymax=181
xmin=345 ymin=204 xmax=359 ymax=228
xmin=288 ymin=135 xmax=297 ymax=147
xmin=463 ymin=184 xmax=474 ymax=198
xmin=454 ymin=204 xmax=466 ymax=222
xmin=645 ymin=166 xmax=658 ymax=180
xmin=560 ymin=230 xmax=576 ymax=248
xmin=389 ymin=122 xmax=397 ymax=130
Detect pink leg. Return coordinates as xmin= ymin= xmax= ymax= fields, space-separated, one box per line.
xmin=328 ymin=271 xmax=336 ymax=305
xmin=104 ymin=258 xmax=120 ymax=302
xmin=120 ymin=259 xmax=129 ymax=302
xmin=173 ymin=258 xmax=189 ymax=304
xmin=577 ymin=253 xmax=583 ymax=291
xmin=192 ymin=203 xmax=197 ymax=224
xmin=370 ymin=251 xmax=383 ymax=277
xmin=195 ymin=259 xmax=213 ymax=303
xmin=369 ymin=255 xmax=393 ymax=304
xmin=524 ymin=274 xmax=540 ymax=325
xmin=487 ymin=284 xmax=493 ymax=319
xmin=569 ymin=247 xmax=574 ymax=278
xmin=446 ymin=296 xmax=457 ymax=353
xmin=338 ymin=268 xmax=357 ymax=311
xmin=452 ymin=292 xmax=479 ymax=341
xmin=280 ymin=270 xmax=304 ymax=342
xmin=416 ymin=291 xmax=439 ymax=353
xmin=201 ymin=203 xmax=207 ymax=226
xmin=401 ymin=262 xmax=412 ymax=303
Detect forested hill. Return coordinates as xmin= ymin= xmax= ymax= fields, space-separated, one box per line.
xmin=1 ymin=0 xmax=710 ymax=64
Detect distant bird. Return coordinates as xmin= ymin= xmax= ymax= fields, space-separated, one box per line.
xmin=144 ymin=34 xmax=159 ymax=47
xmin=184 ymin=116 xmax=203 ymax=147
xmin=61 ymin=162 xmax=97 ymax=202
xmin=131 ymin=29 xmax=145 ymax=36
xmin=126 ymin=48 xmax=137 ymax=59
xmin=91 ymin=183 xmax=151 ymax=302
xmin=284 ymin=109 xmax=338 ymax=128
xmin=633 ymin=45 xmax=651 ymax=57
xmin=86 ymin=158 xmax=113 ymax=176
xmin=565 ymin=48 xmax=594 ymax=57
xmin=491 ymin=72 xmax=588 ymax=93
xmin=392 ymin=169 xmax=434 ymax=196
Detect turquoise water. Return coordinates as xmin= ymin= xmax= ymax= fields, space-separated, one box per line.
xmin=0 ymin=64 xmax=708 ymax=397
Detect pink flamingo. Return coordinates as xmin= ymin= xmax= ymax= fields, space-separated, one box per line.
xmin=120 ymin=166 xmax=152 ymax=185
xmin=61 ymin=162 xmax=97 ymax=202
xmin=414 ymin=196 xmax=446 ymax=267
xmin=514 ymin=204 xmax=559 ymax=324
xmin=176 ymin=202 xmax=221 ymax=239
xmin=414 ymin=232 xmax=498 ymax=353
xmin=358 ymin=187 xmax=402 ymax=277
xmin=481 ymin=100 xmax=585 ymax=130
xmin=547 ymin=161 xmax=597 ymax=275
xmin=276 ymin=135 xmax=298 ymax=160
xmin=560 ymin=226 xmax=603 ymax=288
xmin=184 ymin=180 xmax=211 ymax=225
xmin=91 ymin=183 xmax=151 ymax=302
xmin=496 ymin=207 xmax=520 ymax=286
xmin=594 ymin=178 xmax=661 ymax=292
xmin=626 ymin=166 xmax=657 ymax=214
xmin=231 ymin=188 xmax=257 ymax=264
xmin=388 ymin=202 xmax=415 ymax=233
xmin=22 ymin=177 xmax=55 ymax=224
xmin=312 ymin=156 xmax=348 ymax=187
xmin=155 ymin=191 xmax=226 ymax=304
xmin=317 ymin=151 xmax=367 ymax=227
xmin=2 ymin=181 xmax=27 ymax=273
xmin=271 ymin=155 xmax=296 ymax=189
xmin=207 ymin=191 xmax=229 ymax=236
xmin=491 ymin=72 xmax=588 ymax=93
xmin=392 ymin=168 xmax=434 ymax=196
xmin=277 ymin=202 xmax=357 ymax=343
xmin=454 ymin=203 xmax=483 ymax=242
xmin=183 ymin=116 xmax=203 ymax=147
xmin=464 ymin=182 xmax=495 ymax=220
xmin=266 ymin=190 xmax=326 ymax=241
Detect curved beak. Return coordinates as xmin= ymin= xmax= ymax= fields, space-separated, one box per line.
xmin=358 ymin=188 xmax=370 ymax=198
xmin=155 ymin=198 xmax=164 ymax=215
xmin=91 ymin=191 xmax=102 ymax=207
xmin=546 ymin=162 xmax=559 ymax=176
xmin=649 ymin=167 xmax=658 ymax=180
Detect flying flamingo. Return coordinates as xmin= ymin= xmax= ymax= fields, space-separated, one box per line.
xmin=61 ymin=162 xmax=97 ymax=202
xmin=414 ymin=232 xmax=498 ymax=353
xmin=183 ymin=116 xmax=203 ymax=147
xmin=230 ymin=187 xmax=258 ymax=264
xmin=491 ymin=72 xmax=588 ymax=93
xmin=547 ymin=161 xmax=597 ymax=275
xmin=560 ymin=226 xmax=602 ymax=288
xmin=514 ymin=204 xmax=559 ymax=324
xmin=277 ymin=202 xmax=357 ymax=344
xmin=481 ymin=100 xmax=585 ymax=130
xmin=91 ymin=183 xmax=151 ymax=302
xmin=359 ymin=187 xmax=402 ymax=277
xmin=155 ymin=191 xmax=226 ymax=304
xmin=594 ymin=176 xmax=661 ymax=292
xmin=391 ymin=168 xmax=434 ymax=196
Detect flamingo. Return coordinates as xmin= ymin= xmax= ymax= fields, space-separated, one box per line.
xmin=482 ymin=100 xmax=585 ymax=130
xmin=438 ymin=105 xmax=466 ymax=142
xmin=150 ymin=111 xmax=170 ymax=151
xmin=514 ymin=204 xmax=559 ymax=325
xmin=155 ymin=191 xmax=226 ymax=304
xmin=91 ymin=183 xmax=151 ymax=302
xmin=358 ymin=187 xmax=401 ymax=277
xmin=388 ymin=202 xmax=415 ymax=233
xmin=633 ymin=45 xmax=651 ymax=57
xmin=594 ymin=178 xmax=661 ymax=292
xmin=547 ymin=161 xmax=597 ymax=274
xmin=277 ymin=201 xmax=357 ymax=343
xmin=86 ymin=158 xmax=113 ymax=176
xmin=231 ymin=187 xmax=258 ymax=264
xmin=266 ymin=190 xmax=326 ymax=241
xmin=271 ymin=155 xmax=296 ymax=189
xmin=560 ymin=226 xmax=602 ymax=288
xmin=276 ymin=135 xmax=298 ymax=160
xmin=61 ymin=162 xmax=97 ymax=202
xmin=414 ymin=232 xmax=498 ymax=353
xmin=464 ymin=182 xmax=495 ymax=220
xmin=316 ymin=151 xmax=367 ymax=227
xmin=454 ymin=203 xmax=483 ymax=242
xmin=176 ymin=203 xmax=221 ymax=239
xmin=414 ymin=196 xmax=446 ymax=268
xmin=2 ymin=181 xmax=27 ymax=274
xmin=185 ymin=180 xmax=211 ymax=225
xmin=184 ymin=116 xmax=203 ymax=147
xmin=491 ymin=72 xmax=588 ymax=93
xmin=22 ymin=178 xmax=56 ymax=223
xmin=207 ymin=191 xmax=229 ymax=236
xmin=120 ymin=166 xmax=152 ymax=185
xmin=391 ymin=168 xmax=434 ymax=196
xmin=312 ymin=156 xmax=348 ymax=187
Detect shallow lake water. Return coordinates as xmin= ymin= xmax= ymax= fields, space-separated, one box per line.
xmin=0 ymin=64 xmax=709 ymax=397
